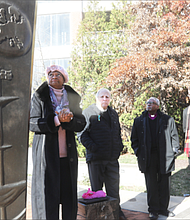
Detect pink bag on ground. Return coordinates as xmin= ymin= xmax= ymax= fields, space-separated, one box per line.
xmin=82 ymin=188 xmax=106 ymax=199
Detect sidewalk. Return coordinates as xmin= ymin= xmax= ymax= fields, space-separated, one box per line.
xmin=77 ymin=185 xmax=190 ymax=220
xmin=26 ymin=148 xmax=190 ymax=219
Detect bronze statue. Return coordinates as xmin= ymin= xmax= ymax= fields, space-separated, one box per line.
xmin=0 ymin=0 xmax=36 ymax=219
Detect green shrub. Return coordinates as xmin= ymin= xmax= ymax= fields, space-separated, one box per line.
xmin=122 ymin=140 xmax=134 ymax=154
xmin=76 ymin=137 xmax=86 ymax=158
xmin=29 ymin=131 xmax=34 ymax=148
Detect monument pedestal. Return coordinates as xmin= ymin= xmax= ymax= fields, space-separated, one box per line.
xmin=78 ymin=196 xmax=119 ymax=220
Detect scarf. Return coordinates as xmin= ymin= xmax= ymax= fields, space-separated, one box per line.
xmin=49 ymin=85 xmax=70 ymax=114
xmin=49 ymin=85 xmax=68 ymax=158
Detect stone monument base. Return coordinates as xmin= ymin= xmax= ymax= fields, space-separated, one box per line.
xmin=78 ymin=196 xmax=119 ymax=220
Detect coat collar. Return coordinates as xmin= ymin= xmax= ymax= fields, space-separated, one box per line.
xmin=36 ymin=81 xmax=81 ymax=106
xmin=35 ymin=81 xmax=81 ymax=103
xmin=36 ymin=81 xmax=50 ymax=102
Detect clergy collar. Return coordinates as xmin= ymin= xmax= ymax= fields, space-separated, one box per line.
xmin=148 ymin=112 xmax=157 ymax=120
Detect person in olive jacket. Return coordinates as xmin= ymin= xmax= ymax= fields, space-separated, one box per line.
xmin=78 ymin=88 xmax=126 ymax=220
xmin=131 ymin=97 xmax=179 ymax=220
xmin=30 ymin=65 xmax=86 ymax=220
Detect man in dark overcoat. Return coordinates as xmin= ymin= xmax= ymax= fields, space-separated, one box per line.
xmin=30 ymin=65 xmax=86 ymax=219
xmin=131 ymin=97 xmax=179 ymax=220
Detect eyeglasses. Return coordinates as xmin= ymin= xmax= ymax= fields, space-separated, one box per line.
xmin=146 ymin=101 xmax=158 ymax=105
xmin=48 ymin=72 xmax=62 ymax=78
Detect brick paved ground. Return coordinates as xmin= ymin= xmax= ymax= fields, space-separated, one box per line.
xmin=27 ymin=201 xmax=148 ymax=220
xmin=76 ymin=209 xmax=149 ymax=220
xmin=26 ymin=158 xmax=188 ymax=219
xmin=26 ymin=182 xmax=148 ymax=220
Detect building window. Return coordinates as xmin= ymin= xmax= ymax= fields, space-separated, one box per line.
xmin=44 ymin=59 xmax=70 ymax=70
xmin=36 ymin=13 xmax=70 ymax=47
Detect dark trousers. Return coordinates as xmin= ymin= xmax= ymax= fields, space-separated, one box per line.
xmin=144 ymin=152 xmax=171 ymax=214
xmin=46 ymin=157 xmax=73 ymax=220
xmin=60 ymin=157 xmax=73 ymax=220
xmin=88 ymin=160 xmax=120 ymax=201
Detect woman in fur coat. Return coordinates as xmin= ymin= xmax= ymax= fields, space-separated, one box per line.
xmin=30 ymin=65 xmax=86 ymax=220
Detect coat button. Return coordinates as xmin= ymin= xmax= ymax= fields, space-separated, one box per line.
xmin=70 ymin=158 xmax=73 ymax=162
xmin=68 ymin=144 xmax=71 ymax=147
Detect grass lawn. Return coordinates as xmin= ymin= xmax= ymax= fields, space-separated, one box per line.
xmin=171 ymin=153 xmax=190 ymax=196
xmin=79 ymin=152 xmax=188 ymax=163
xmin=79 ymin=153 xmax=137 ymax=164
xmin=176 ymin=152 xmax=189 ymax=160
xmin=119 ymin=153 xmax=137 ymax=164
xmin=78 ymin=153 xmax=190 ymax=196
xmin=170 ymin=166 xmax=190 ymax=196
xmin=78 ymin=157 xmax=86 ymax=162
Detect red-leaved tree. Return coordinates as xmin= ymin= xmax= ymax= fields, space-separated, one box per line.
xmin=107 ymin=0 xmax=190 ymax=113
xmin=107 ymin=1 xmax=190 ymax=150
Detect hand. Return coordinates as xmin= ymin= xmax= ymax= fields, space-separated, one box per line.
xmin=55 ymin=108 xmax=73 ymax=123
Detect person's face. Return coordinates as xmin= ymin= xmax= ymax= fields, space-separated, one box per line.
xmin=48 ymin=71 xmax=64 ymax=89
xmin=146 ymin=98 xmax=159 ymax=112
xmin=97 ymin=92 xmax=111 ymax=110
